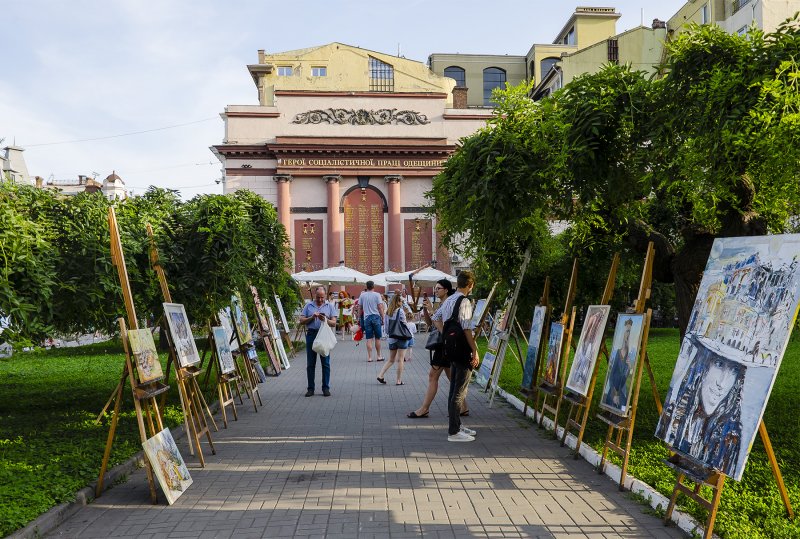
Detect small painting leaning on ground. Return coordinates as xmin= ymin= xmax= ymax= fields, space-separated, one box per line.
xmin=566 ymin=305 xmax=611 ymax=396
xmin=655 ymin=234 xmax=800 ymax=480
xmin=521 ymin=306 xmax=547 ymax=389
xmin=127 ymin=328 xmax=163 ymax=383
xmin=163 ymin=303 xmax=201 ymax=368
xmin=599 ymin=314 xmax=645 ymax=417
xmin=142 ymin=428 xmax=193 ymax=505
xmin=542 ymin=322 xmax=564 ymax=386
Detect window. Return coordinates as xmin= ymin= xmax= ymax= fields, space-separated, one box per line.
xmin=540 ymin=57 xmax=559 ymax=79
xmin=311 ymin=66 xmax=327 ymax=77
xmin=369 ymin=56 xmax=394 ymax=92
xmin=483 ymin=67 xmax=506 ymax=106
xmin=277 ymin=66 xmax=293 ymax=76
xmin=562 ymin=26 xmax=576 ymax=45
xmin=701 ymin=3 xmax=709 ymax=24
xmin=443 ymin=66 xmax=466 ymax=87
xmin=607 ymin=39 xmax=619 ymax=64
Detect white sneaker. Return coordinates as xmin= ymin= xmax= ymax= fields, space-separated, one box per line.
xmin=448 ymin=431 xmax=475 ymax=442
xmin=460 ymin=426 xmax=476 ymax=436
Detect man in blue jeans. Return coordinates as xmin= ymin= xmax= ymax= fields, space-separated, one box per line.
xmin=358 ymin=281 xmax=385 ymax=362
xmin=299 ymin=286 xmax=338 ymax=397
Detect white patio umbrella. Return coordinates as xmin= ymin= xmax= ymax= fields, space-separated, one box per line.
xmin=290 ymin=271 xmax=320 ymax=287
xmin=301 ymin=265 xmax=373 ymax=286
xmin=368 ymin=271 xmax=405 ymax=288
xmin=386 ymin=267 xmax=457 ymax=287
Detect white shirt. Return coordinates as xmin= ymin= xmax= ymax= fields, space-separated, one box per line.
xmin=432 ymin=292 xmax=473 ymax=330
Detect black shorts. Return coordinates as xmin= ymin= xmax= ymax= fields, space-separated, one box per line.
xmin=430 ymin=347 xmax=450 ymax=368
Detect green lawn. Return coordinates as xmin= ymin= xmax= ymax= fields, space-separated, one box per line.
xmin=485 ymin=328 xmax=800 ymax=539
xmin=0 ymin=339 xmax=273 ymax=537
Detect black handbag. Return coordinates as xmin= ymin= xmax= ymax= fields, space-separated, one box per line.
xmin=388 ymin=311 xmax=413 ymax=340
xmin=425 ymin=327 xmax=443 ymax=350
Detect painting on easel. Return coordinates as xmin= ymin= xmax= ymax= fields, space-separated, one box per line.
xmin=566 ymin=305 xmax=611 ymax=396
xmin=142 ymin=427 xmax=192 ymax=505
xmin=477 ymin=351 xmax=496 ymax=386
xmin=655 ymin=235 xmax=800 ymax=480
xmin=599 ymin=314 xmax=645 ymax=416
xmin=128 ymin=329 xmax=163 ymax=383
xmin=274 ymin=295 xmax=291 ymax=333
xmin=163 ymin=303 xmax=200 ymax=368
xmin=212 ymin=326 xmax=237 ymax=375
xmin=542 ymin=322 xmax=564 ymax=386
xmin=231 ymin=293 xmax=253 ymax=345
xmin=218 ymin=307 xmax=235 ymax=345
xmin=521 ymin=306 xmax=547 ymax=389
xmin=470 ymin=299 xmax=488 ymax=330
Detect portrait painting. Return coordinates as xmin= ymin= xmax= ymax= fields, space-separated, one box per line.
xmin=478 ymin=351 xmax=496 ymax=387
xmin=163 ymin=303 xmax=200 ymax=367
xmin=142 ymin=428 xmax=192 ymax=505
xmin=542 ymin=322 xmax=564 ymax=386
xmin=566 ymin=305 xmax=611 ymax=396
xmin=230 ymin=293 xmax=253 ymax=344
xmin=521 ymin=306 xmax=547 ymax=389
xmin=599 ymin=314 xmax=645 ymax=417
xmin=655 ymin=234 xmax=800 ymax=480
xmin=211 ymin=326 xmax=236 ymax=375
xmin=128 ymin=329 xmax=163 ymax=383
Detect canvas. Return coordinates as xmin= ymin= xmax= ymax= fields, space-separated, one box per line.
xmin=211 ymin=326 xmax=236 ymax=375
xmin=231 ymin=293 xmax=253 ymax=344
xmin=470 ymin=298 xmax=488 ymax=330
xmin=477 ymin=351 xmax=496 ymax=386
xmin=163 ymin=303 xmax=200 ymax=367
xmin=274 ymin=295 xmax=290 ymax=332
xmin=267 ymin=305 xmax=290 ymax=369
xmin=487 ymin=309 xmax=505 ymax=351
xmin=521 ymin=306 xmax=548 ymax=389
xmin=250 ymin=286 xmax=270 ymax=334
xmin=566 ymin=305 xmax=611 ymax=396
xmin=218 ymin=307 xmax=236 ymax=346
xmin=542 ymin=322 xmax=564 ymax=386
xmin=142 ymin=428 xmax=192 ymax=505
xmin=128 ymin=329 xmax=163 ymax=383
xmin=655 ymin=235 xmax=800 ymax=480
xmin=599 ymin=314 xmax=646 ymax=417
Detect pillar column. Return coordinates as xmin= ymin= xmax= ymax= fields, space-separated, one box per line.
xmin=273 ymin=175 xmax=292 ymax=234
xmin=323 ymin=175 xmax=342 ymax=268
xmin=385 ymin=175 xmax=403 ymax=271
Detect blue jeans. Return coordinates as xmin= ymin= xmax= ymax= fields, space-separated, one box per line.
xmin=305 ymin=329 xmax=330 ymax=391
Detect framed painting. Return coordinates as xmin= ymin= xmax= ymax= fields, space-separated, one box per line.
xmin=566 ymin=305 xmax=611 ymax=396
xmin=477 ymin=351 xmax=496 ymax=387
xmin=521 ymin=306 xmax=547 ymax=389
xmin=142 ymin=428 xmax=192 ymax=505
xmin=266 ymin=305 xmax=290 ymax=369
xmin=128 ymin=328 xmax=163 ymax=384
xmin=217 ymin=307 xmax=235 ymax=346
xmin=655 ymin=234 xmax=800 ymax=480
xmin=211 ymin=326 xmax=236 ymax=375
xmin=163 ymin=303 xmax=200 ymax=367
xmin=249 ymin=286 xmax=270 ymax=334
xmin=542 ymin=322 xmax=564 ymax=386
xmin=230 ymin=293 xmax=253 ymax=345
xmin=470 ymin=298 xmax=488 ymax=331
xmin=274 ymin=295 xmax=291 ymax=332
xmin=599 ymin=313 xmax=645 ymax=417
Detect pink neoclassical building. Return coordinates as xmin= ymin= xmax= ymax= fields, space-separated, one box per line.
xmin=213 ymin=43 xmax=490 ymax=275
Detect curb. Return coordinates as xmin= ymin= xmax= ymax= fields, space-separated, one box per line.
xmin=494 ymin=386 xmax=716 ymax=539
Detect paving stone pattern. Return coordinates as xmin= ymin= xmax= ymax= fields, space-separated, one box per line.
xmin=48 ymin=337 xmax=685 ymax=538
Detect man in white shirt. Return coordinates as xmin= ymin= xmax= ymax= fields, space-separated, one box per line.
xmin=358 ymin=281 xmax=385 ymax=362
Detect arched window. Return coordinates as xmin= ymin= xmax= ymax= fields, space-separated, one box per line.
xmin=483 ymin=67 xmax=506 ymax=106
xmin=540 ymin=57 xmax=559 ymax=80
xmin=443 ymin=66 xmax=466 ymax=88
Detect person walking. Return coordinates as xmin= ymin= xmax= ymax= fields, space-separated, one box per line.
xmin=298 ymin=286 xmax=337 ymax=397
xmin=358 ymin=281 xmax=385 ymax=362
xmin=407 ymin=279 xmax=467 ymax=419
xmin=434 ymin=271 xmax=479 ymax=442
xmin=377 ymin=293 xmax=409 ymax=385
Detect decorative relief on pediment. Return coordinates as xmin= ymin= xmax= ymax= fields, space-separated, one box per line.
xmin=292 ymin=108 xmax=430 ymax=126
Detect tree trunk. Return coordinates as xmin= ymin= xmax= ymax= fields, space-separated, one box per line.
xmin=670 ymin=233 xmax=715 ymax=338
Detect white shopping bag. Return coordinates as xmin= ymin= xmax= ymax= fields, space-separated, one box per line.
xmin=312 ymin=322 xmax=337 ymax=357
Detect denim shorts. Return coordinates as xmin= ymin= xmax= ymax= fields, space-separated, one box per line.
xmin=363 ymin=314 xmax=382 ymax=339
xmin=389 ymin=339 xmax=410 ymax=350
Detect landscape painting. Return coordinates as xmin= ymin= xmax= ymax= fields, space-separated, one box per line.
xmin=212 ymin=326 xmax=237 ymax=375
xmin=599 ymin=314 xmax=646 ymax=417
xmin=163 ymin=303 xmax=200 ymax=367
xmin=128 ymin=329 xmax=163 ymax=383
xmin=542 ymin=322 xmax=564 ymax=386
xmin=655 ymin=235 xmax=800 ymax=480
xmin=521 ymin=306 xmax=547 ymax=390
xmin=566 ymin=305 xmax=611 ymax=396
xmin=142 ymin=428 xmax=193 ymax=505
xmin=231 ymin=293 xmax=253 ymax=344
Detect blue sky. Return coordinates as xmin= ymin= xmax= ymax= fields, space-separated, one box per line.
xmin=2 ymin=0 xmax=688 ymax=197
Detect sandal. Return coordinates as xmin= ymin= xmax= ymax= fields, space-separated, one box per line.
xmin=396 ymin=381 xmax=404 ymax=385
xmin=460 ymin=410 xmax=470 ymax=417
xmin=367 ymin=359 xmax=373 ymax=362
xmin=407 ymin=411 xmax=428 ymax=418
xmin=377 ymin=377 xmax=386 ymax=384
xmin=377 ymin=357 xmax=385 ymax=362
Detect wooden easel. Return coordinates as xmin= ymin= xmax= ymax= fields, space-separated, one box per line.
xmin=96 ymin=207 xmax=169 ymax=502
xmin=560 ymin=253 xmax=620 ymax=454
xmin=472 ymin=282 xmax=498 ymax=340
xmin=250 ymin=286 xmax=282 ymax=376
xmin=207 ymin=324 xmax=241 ymax=429
xmin=533 ymin=259 xmax=579 ymax=431
xmin=597 ymin=244 xmax=656 ymax=489
xmin=521 ymin=277 xmax=551 ymax=415
xmin=146 ymin=224 xmax=217 ymax=465
xmin=230 ymin=296 xmax=263 ymax=412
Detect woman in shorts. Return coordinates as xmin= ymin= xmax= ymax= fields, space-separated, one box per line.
xmin=377 ymin=293 xmax=409 ymax=385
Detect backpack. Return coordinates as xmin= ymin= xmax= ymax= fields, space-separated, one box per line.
xmin=442 ymin=296 xmax=471 ymax=366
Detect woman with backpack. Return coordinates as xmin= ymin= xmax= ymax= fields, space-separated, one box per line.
xmin=377 ymin=293 xmax=410 ymax=385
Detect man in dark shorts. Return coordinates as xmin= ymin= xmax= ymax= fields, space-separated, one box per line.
xmin=358 ymin=281 xmax=385 ymax=362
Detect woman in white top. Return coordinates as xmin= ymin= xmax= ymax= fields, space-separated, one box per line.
xmin=377 ymin=293 xmax=409 ymax=385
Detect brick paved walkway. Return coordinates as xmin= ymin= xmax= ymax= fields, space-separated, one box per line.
xmin=48 ymin=338 xmax=684 ymax=538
